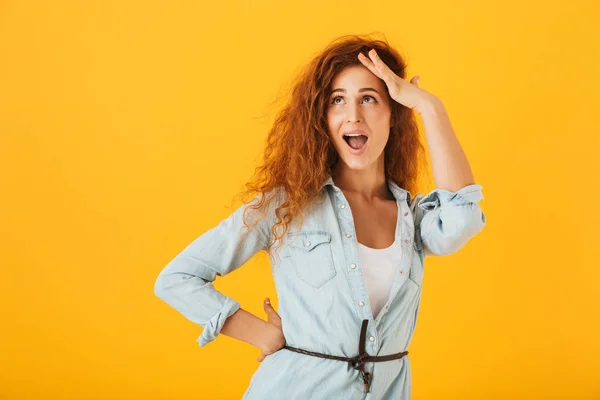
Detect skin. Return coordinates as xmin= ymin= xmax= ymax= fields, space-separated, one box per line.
xmin=326 ymin=62 xmax=404 ymax=249
xmin=356 ymin=49 xmax=475 ymax=193
xmin=327 ymin=50 xmax=424 ymax=200
xmin=255 ymin=298 xmax=284 ymax=362
xmin=326 ymin=63 xmax=395 ymax=200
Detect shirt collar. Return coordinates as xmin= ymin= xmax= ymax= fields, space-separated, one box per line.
xmin=319 ymin=173 xmax=408 ymax=201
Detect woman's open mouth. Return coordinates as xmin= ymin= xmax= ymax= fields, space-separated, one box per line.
xmin=343 ymin=134 xmax=369 ymax=155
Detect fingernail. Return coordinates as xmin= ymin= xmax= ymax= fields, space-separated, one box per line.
xmin=265 ymin=297 xmax=270 ymax=304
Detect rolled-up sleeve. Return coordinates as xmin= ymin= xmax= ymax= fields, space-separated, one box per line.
xmin=410 ymin=183 xmax=486 ymax=257
xmin=154 ymin=189 xmax=279 ymax=347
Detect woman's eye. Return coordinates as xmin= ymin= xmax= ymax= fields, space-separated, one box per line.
xmin=331 ymin=95 xmax=376 ymax=105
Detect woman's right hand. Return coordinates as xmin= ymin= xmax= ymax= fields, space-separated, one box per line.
xmin=257 ymin=297 xmax=286 ymax=362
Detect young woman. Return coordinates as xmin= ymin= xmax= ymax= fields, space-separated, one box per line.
xmin=154 ymin=34 xmax=487 ymax=399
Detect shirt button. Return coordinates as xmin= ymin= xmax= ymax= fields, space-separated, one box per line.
xmin=305 ymin=241 xmax=311 ymax=247
xmin=345 ymin=233 xmax=352 ymax=238
xmin=404 ymin=211 xmax=409 ymax=216
xmin=350 ymin=263 xmax=357 ymax=269
xmin=400 ymin=270 xmax=404 ymax=274
xmin=359 ymin=301 xmax=365 ymax=307
xmin=404 ymin=239 xmax=410 ymax=244
xmin=340 ymin=204 xmax=346 ymax=209
xmin=369 ymin=336 xmax=375 ymax=342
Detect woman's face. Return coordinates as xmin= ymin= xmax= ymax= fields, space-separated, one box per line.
xmin=326 ymin=64 xmax=392 ymax=171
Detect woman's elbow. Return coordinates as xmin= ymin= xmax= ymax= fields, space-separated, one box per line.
xmin=422 ymin=206 xmax=487 ymax=256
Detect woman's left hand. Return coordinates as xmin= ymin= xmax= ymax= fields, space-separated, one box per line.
xmin=257 ymin=298 xmax=286 ymax=362
xmin=358 ymin=49 xmax=438 ymax=115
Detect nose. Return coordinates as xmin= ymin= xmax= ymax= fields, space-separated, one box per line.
xmin=346 ymin=102 xmax=362 ymax=123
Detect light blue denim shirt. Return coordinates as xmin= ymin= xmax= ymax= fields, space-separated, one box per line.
xmin=154 ymin=174 xmax=487 ymax=399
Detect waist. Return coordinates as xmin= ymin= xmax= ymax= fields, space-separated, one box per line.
xmin=282 ymin=344 xmax=408 ymax=364
xmin=281 ymin=319 xmax=409 ymax=394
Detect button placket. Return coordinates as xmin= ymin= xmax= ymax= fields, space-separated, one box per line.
xmin=336 ymin=188 xmax=371 ymax=320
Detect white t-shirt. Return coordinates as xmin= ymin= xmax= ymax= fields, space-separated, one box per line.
xmin=357 ymin=238 xmax=403 ymax=319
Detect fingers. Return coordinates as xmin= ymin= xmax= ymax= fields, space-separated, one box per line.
xmin=365 ymin=49 xmax=392 ymax=79
xmin=264 ymin=297 xmax=282 ymax=323
xmin=358 ymin=49 xmax=422 ymax=88
xmin=358 ymin=49 xmax=408 ymax=93
xmin=367 ymin=49 xmax=385 ymax=73
xmin=358 ymin=52 xmax=383 ymax=80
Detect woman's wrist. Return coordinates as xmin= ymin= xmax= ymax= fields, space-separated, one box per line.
xmin=257 ymin=320 xmax=285 ymax=353
xmin=220 ymin=307 xmax=270 ymax=349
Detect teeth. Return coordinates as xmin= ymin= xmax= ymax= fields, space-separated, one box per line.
xmin=344 ymin=133 xmax=366 ymax=137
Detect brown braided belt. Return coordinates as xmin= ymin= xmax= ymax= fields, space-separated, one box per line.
xmin=282 ymin=319 xmax=409 ymax=393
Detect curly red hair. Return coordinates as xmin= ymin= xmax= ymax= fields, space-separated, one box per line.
xmin=233 ymin=33 xmax=428 ymax=259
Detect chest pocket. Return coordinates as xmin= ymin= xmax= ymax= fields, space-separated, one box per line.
xmin=284 ymin=231 xmax=337 ymax=289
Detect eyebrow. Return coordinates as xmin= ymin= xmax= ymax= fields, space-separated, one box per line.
xmin=330 ymin=88 xmax=380 ymax=95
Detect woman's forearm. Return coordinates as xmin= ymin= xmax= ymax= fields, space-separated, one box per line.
xmin=420 ymin=97 xmax=476 ymax=191
xmin=220 ymin=307 xmax=268 ymax=349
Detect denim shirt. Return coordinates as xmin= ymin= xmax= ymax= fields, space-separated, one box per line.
xmin=154 ymin=174 xmax=487 ymax=399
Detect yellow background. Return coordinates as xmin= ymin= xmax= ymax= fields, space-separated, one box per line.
xmin=1 ymin=1 xmax=599 ymax=399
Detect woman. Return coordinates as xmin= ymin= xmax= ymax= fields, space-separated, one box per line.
xmin=154 ymin=34 xmax=487 ymax=399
